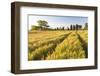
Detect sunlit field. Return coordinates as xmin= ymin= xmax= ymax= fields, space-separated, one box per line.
xmin=28 ymin=30 xmax=88 ymax=60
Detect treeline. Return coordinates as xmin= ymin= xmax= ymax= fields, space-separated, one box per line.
xmin=55 ymin=24 xmax=82 ymax=30
xmin=30 ymin=20 xmax=88 ymax=31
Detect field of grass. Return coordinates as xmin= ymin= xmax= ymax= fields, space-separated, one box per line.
xmin=28 ymin=30 xmax=88 ymax=60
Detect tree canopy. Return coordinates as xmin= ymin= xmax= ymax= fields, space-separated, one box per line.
xmin=84 ymin=23 xmax=88 ymax=30
xmin=37 ymin=20 xmax=49 ymax=28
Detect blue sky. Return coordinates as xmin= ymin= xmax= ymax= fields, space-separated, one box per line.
xmin=28 ymin=15 xmax=88 ymax=30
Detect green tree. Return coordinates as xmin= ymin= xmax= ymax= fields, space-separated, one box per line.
xmin=37 ymin=20 xmax=49 ymax=29
xmin=84 ymin=23 xmax=88 ymax=30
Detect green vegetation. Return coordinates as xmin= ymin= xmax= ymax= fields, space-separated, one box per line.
xmin=30 ymin=20 xmax=88 ymax=31
xmin=31 ymin=20 xmax=50 ymax=30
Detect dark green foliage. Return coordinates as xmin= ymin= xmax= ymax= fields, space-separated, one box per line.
xmin=37 ymin=20 xmax=49 ymax=29
xmin=84 ymin=23 xmax=88 ymax=30
xmin=31 ymin=25 xmax=41 ymax=30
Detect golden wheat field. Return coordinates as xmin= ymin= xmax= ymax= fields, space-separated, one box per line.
xmin=28 ymin=30 xmax=88 ymax=60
